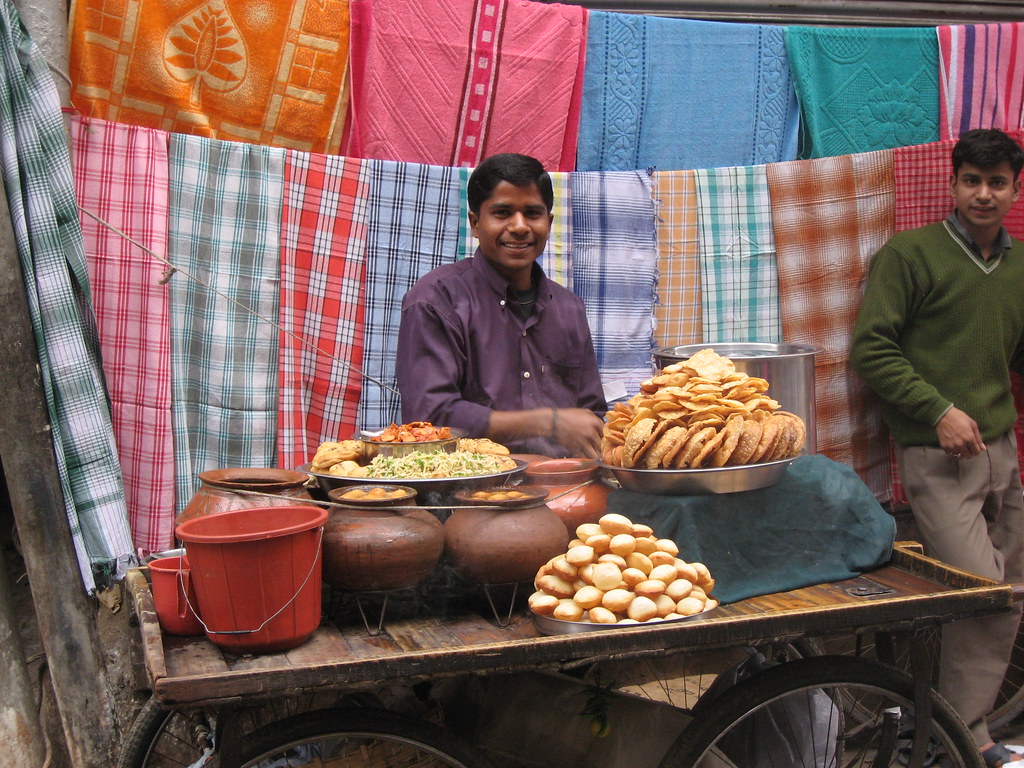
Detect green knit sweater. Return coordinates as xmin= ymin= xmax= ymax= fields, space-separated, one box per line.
xmin=849 ymin=220 xmax=1024 ymax=446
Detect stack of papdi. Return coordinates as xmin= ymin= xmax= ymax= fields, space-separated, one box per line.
xmin=529 ymin=512 xmax=717 ymax=624
xmin=310 ymin=440 xmax=366 ymax=476
xmin=601 ymin=348 xmax=806 ymax=469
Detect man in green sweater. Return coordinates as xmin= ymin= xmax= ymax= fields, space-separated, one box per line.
xmin=851 ymin=128 xmax=1024 ymax=767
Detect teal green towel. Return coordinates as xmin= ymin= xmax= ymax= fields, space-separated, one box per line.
xmin=607 ymin=454 xmax=896 ymax=604
xmin=785 ymin=26 xmax=939 ymax=158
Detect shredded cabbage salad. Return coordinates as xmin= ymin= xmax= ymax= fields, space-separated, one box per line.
xmin=364 ymin=450 xmax=514 ymax=479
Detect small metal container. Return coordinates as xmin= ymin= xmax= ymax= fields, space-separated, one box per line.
xmin=357 ymin=427 xmax=467 ymax=460
xmin=600 ymin=457 xmax=796 ymax=496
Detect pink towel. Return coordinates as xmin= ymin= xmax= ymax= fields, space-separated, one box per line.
xmin=344 ymin=0 xmax=587 ymax=171
xmin=938 ymin=24 xmax=1024 ymax=140
xmin=278 ymin=152 xmax=371 ymax=470
xmin=70 ymin=115 xmax=176 ymax=553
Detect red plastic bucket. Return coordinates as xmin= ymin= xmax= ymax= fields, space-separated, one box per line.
xmin=175 ymin=505 xmax=327 ymax=654
xmin=148 ymin=555 xmax=204 ymax=636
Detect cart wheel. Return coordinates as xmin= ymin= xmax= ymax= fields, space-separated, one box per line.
xmin=232 ymin=707 xmax=493 ymax=768
xmin=657 ymin=656 xmax=983 ymax=768
xmin=116 ymin=696 xmax=216 ymax=768
xmin=989 ymin=616 xmax=1024 ymax=730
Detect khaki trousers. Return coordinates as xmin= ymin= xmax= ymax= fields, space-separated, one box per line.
xmin=897 ymin=432 xmax=1024 ymax=746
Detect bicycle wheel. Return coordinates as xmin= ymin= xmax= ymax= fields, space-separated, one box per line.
xmin=657 ymin=656 xmax=983 ymax=768
xmin=989 ymin=617 xmax=1024 ymax=730
xmin=117 ymin=697 xmax=216 ymax=768
xmin=234 ymin=707 xmax=493 ymax=768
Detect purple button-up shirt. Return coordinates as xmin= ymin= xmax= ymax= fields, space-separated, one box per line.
xmin=396 ymin=253 xmax=606 ymax=456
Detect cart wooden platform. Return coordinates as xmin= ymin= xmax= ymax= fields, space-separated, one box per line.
xmin=121 ymin=543 xmax=1016 ymax=768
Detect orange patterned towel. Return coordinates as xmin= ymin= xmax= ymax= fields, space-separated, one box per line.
xmin=69 ymin=0 xmax=351 ymax=153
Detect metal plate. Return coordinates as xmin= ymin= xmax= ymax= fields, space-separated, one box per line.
xmin=357 ymin=427 xmax=467 ymax=460
xmin=298 ymin=460 xmax=527 ymax=506
xmin=600 ymin=457 xmax=796 ymax=496
xmin=533 ymin=604 xmax=717 ymax=635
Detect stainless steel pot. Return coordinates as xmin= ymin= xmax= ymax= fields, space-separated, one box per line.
xmin=652 ymin=342 xmax=821 ymax=454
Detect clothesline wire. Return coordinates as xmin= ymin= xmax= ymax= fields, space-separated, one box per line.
xmin=77 ymin=205 xmax=401 ymax=395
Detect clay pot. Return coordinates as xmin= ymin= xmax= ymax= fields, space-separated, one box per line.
xmin=523 ymin=458 xmax=611 ymax=533
xmin=444 ymin=489 xmax=569 ymax=584
xmin=177 ymin=467 xmax=313 ymax=526
xmin=323 ymin=486 xmax=444 ymax=592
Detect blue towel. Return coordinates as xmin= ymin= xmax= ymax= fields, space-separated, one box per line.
xmin=577 ymin=12 xmax=799 ymax=172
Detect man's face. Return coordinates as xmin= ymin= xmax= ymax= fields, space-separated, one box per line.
xmin=950 ymin=161 xmax=1021 ymax=235
xmin=469 ymin=180 xmax=553 ymax=289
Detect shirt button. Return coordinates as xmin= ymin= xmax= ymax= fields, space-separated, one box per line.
xmin=523 ymin=371 xmax=531 ymax=379
xmin=500 ymin=300 xmax=506 ymax=307
xmin=522 ymin=329 xmax=527 ymax=337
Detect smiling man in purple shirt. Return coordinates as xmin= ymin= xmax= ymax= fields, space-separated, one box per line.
xmin=396 ymin=153 xmax=606 ymax=458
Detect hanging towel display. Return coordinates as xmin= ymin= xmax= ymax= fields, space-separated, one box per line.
xmin=767 ymin=149 xmax=895 ymax=501
xmin=344 ymin=0 xmax=587 ymax=171
xmin=278 ymin=152 xmax=371 ymax=471
xmin=695 ymin=165 xmax=781 ymax=344
xmin=938 ymin=24 xmax=1024 ymax=140
xmin=167 ymin=134 xmax=285 ymax=511
xmin=0 ymin=2 xmax=135 ymax=588
xmin=358 ymin=160 xmax=463 ymax=430
xmin=570 ymin=170 xmax=658 ymax=396
xmin=71 ymin=116 xmax=176 ymax=554
xmin=577 ymin=12 xmax=799 ymax=172
xmin=652 ymin=170 xmax=702 ymax=347
xmin=68 ymin=0 xmax=351 ymax=153
xmin=785 ymin=25 xmax=939 ymax=158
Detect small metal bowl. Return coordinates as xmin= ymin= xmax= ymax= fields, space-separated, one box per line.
xmin=600 ymin=456 xmax=797 ymax=496
xmin=327 ymin=484 xmax=418 ymax=507
xmin=533 ymin=604 xmax=717 ymax=635
xmin=357 ymin=427 xmax=467 ymax=460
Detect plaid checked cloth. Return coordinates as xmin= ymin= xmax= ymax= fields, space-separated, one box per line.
xmin=278 ymin=152 xmax=371 ymax=470
xmin=695 ymin=165 xmax=781 ymax=343
xmin=652 ymin=170 xmax=702 ymax=347
xmin=358 ymin=160 xmax=462 ymax=430
xmin=767 ymin=150 xmax=896 ymax=501
xmin=71 ymin=115 xmax=176 ymax=553
xmin=890 ymin=133 xmax=1024 ymax=503
xmin=167 ymin=134 xmax=285 ymax=512
xmin=0 ymin=2 xmax=134 ymax=588
xmin=570 ymin=170 xmax=658 ymax=395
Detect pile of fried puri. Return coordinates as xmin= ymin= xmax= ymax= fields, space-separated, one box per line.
xmin=601 ymin=348 xmax=805 ymax=470
xmin=530 ymin=512 xmax=718 ymax=625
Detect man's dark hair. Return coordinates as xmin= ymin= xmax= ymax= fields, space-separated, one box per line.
xmin=953 ymin=128 xmax=1024 ymax=179
xmin=467 ymin=153 xmax=554 ymax=214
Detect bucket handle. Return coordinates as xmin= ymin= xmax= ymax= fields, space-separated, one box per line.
xmin=180 ymin=527 xmax=324 ymax=636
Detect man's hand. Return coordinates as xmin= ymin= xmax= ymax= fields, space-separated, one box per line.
xmin=936 ymin=406 xmax=986 ymax=459
xmin=553 ymin=408 xmax=604 ymax=459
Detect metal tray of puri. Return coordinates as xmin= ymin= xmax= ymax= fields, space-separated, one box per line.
xmin=599 ymin=456 xmax=798 ymax=496
xmin=533 ymin=604 xmax=717 ymax=635
xmin=298 ymin=460 xmax=528 ymax=506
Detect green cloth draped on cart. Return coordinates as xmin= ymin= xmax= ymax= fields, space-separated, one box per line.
xmin=0 ymin=0 xmax=133 ymax=589
xmin=607 ymin=455 xmax=896 ymax=604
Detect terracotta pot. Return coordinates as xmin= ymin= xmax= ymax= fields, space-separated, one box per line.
xmin=444 ymin=494 xmax=569 ymax=584
xmin=323 ymin=487 xmax=444 ymax=591
xmin=177 ymin=467 xmax=313 ymax=526
xmin=523 ymin=458 xmax=611 ymax=533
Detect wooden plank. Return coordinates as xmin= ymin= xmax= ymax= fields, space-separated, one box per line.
xmin=126 ymin=569 xmax=167 ymax=684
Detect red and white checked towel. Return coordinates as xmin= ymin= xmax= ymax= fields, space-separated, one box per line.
xmin=767 ymin=150 xmax=896 ymax=501
xmin=278 ymin=152 xmax=371 ymax=470
xmin=70 ymin=115 xmax=176 ymax=553
xmin=938 ymin=24 xmax=1024 ymax=141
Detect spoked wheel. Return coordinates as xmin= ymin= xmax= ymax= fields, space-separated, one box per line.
xmin=657 ymin=656 xmax=983 ymax=768
xmin=234 ymin=707 xmax=493 ymax=768
xmin=989 ymin=617 xmax=1024 ymax=730
xmin=117 ymin=697 xmax=217 ymax=768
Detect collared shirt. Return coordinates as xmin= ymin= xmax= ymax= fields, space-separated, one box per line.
xmin=946 ymin=210 xmax=1012 ymax=263
xmin=396 ymin=252 xmax=607 ymax=456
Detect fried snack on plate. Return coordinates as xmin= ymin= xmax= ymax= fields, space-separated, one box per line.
xmin=457 ymin=437 xmax=511 ymax=456
xmin=311 ymin=440 xmax=365 ymax=472
xmin=371 ymin=421 xmax=452 ymax=442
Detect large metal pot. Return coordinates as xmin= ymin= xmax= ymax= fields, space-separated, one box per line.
xmin=652 ymin=342 xmax=821 ymax=454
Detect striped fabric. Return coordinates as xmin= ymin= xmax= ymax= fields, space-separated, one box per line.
xmin=0 ymin=1 xmax=134 ymax=588
xmin=278 ymin=152 xmax=371 ymax=471
xmin=538 ymin=171 xmax=574 ymax=290
xmin=652 ymin=170 xmax=702 ymax=347
xmin=570 ymin=170 xmax=658 ymax=395
xmin=938 ymin=24 xmax=1024 ymax=140
xmin=767 ymin=150 xmax=896 ymax=501
xmin=695 ymin=165 xmax=781 ymax=343
xmin=358 ymin=160 xmax=463 ymax=430
xmin=70 ymin=116 xmax=176 ymax=553
xmin=167 ymin=134 xmax=285 ymax=511
xmin=455 ymin=166 xmax=476 ymax=261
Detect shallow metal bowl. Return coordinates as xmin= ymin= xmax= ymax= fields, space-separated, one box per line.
xmin=533 ymin=604 xmax=717 ymax=635
xmin=600 ymin=457 xmax=796 ymax=496
xmin=357 ymin=427 xmax=467 ymax=460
